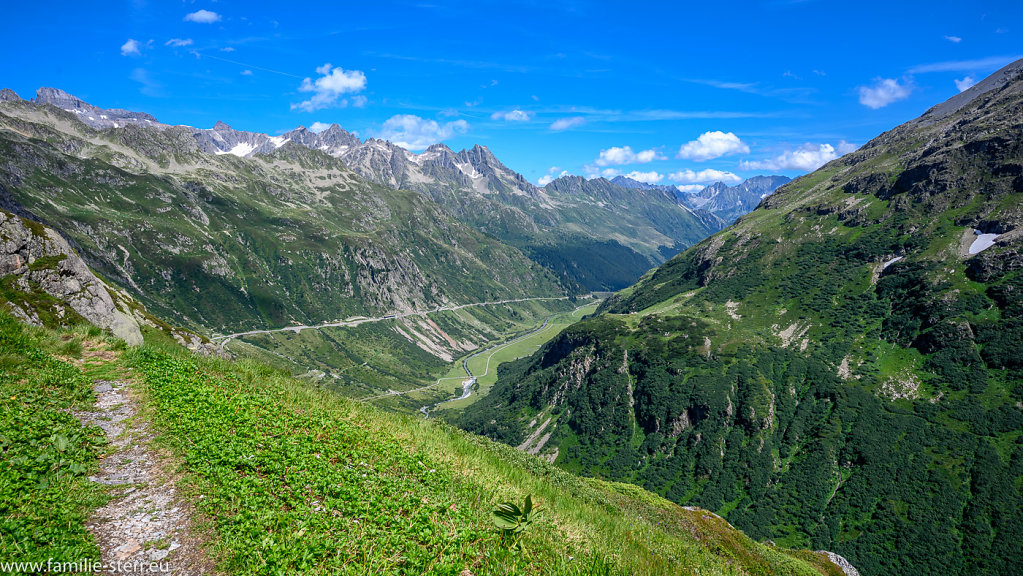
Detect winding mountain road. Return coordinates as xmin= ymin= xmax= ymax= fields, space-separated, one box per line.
xmin=416 ymin=315 xmax=554 ymax=416
xmin=210 ymin=296 xmax=569 ymax=345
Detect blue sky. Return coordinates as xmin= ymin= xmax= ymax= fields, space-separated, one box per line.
xmin=3 ymin=1 xmax=1022 ymax=188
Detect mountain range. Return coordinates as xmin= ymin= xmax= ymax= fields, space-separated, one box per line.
xmin=2 ymin=87 xmax=790 ymax=291
xmin=460 ymin=58 xmax=1023 ymax=576
xmin=0 ymin=94 xmax=566 ymax=332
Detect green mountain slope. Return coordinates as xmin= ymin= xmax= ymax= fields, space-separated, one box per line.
xmin=0 ymin=310 xmax=853 ymax=575
xmin=0 ymin=99 xmax=565 ymax=335
xmin=0 ymin=205 xmax=849 ymax=574
xmin=460 ymin=60 xmax=1023 ymax=576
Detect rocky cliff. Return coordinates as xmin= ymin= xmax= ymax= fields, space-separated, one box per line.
xmin=0 ymin=210 xmax=142 ymax=344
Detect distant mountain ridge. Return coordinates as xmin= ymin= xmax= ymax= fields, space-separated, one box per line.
xmin=0 ymin=94 xmax=565 ymax=335
xmin=612 ymin=174 xmax=791 ymax=224
xmin=4 ymin=86 xmax=725 ymax=290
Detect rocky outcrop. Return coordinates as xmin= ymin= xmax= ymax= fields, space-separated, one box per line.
xmin=0 ymin=88 xmax=22 ymax=102
xmin=0 ymin=210 xmax=143 ymax=345
xmin=33 ymin=87 xmax=165 ymax=130
xmin=816 ymin=551 xmax=860 ymax=576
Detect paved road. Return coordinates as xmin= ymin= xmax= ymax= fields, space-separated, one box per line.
xmin=211 ymin=296 xmax=569 ymax=345
xmin=364 ymin=316 xmax=553 ymax=404
xmin=417 ymin=316 xmax=554 ymax=417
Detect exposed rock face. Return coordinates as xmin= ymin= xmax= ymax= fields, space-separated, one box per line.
xmin=0 ymin=210 xmax=143 ymax=345
xmin=0 ymin=89 xmax=21 ymax=102
xmin=817 ymin=551 xmax=860 ymax=576
xmin=33 ymin=87 xmax=164 ymax=131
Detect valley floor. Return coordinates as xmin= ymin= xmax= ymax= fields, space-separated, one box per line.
xmin=220 ymin=297 xmax=590 ymax=416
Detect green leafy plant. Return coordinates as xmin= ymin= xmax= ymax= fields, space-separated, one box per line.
xmin=492 ymin=494 xmax=542 ymax=553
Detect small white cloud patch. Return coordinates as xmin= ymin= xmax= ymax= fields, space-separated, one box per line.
xmin=165 ymin=38 xmax=193 ymax=47
xmin=549 ymin=116 xmax=585 ymax=131
xmin=955 ymin=76 xmax=977 ymax=92
xmin=677 ymin=131 xmax=749 ymax=161
xmin=184 ymin=10 xmax=222 ymax=24
xmin=491 ymin=110 xmax=533 ymax=122
xmin=623 ymin=171 xmax=664 ymax=184
xmin=538 ymin=166 xmax=568 ymax=186
xmin=292 ymin=63 xmax=368 ymax=113
xmin=594 ymin=146 xmax=664 ymax=166
xmin=669 ymin=169 xmax=742 ymax=184
xmin=837 ymin=140 xmax=859 ymax=155
xmin=121 ymin=39 xmax=141 ymax=56
xmin=858 ymin=77 xmax=912 ymax=109
xmin=740 ymin=143 xmax=842 ymax=172
xmin=378 ymin=115 xmax=469 ymax=151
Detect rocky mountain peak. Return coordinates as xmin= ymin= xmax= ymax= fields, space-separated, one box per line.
xmin=212 ymin=120 xmax=233 ymax=131
xmin=699 ymin=182 xmax=729 ymax=197
xmin=29 ymin=87 xmax=162 ymax=129
xmin=0 ymin=88 xmax=22 ymax=102
xmin=425 ymin=143 xmax=454 ymax=154
xmin=34 ymin=87 xmax=88 ymax=109
xmin=318 ymin=124 xmax=360 ymax=147
xmin=457 ymin=144 xmax=501 ymax=169
xmin=610 ymin=175 xmax=653 ymax=189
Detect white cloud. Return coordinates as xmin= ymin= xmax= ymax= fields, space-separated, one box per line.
xmin=669 ymin=169 xmax=742 ymax=184
xmin=491 ymin=109 xmax=533 ymax=122
xmin=676 ymin=131 xmax=749 ymax=161
xmin=184 ymin=9 xmax=222 ymax=23
xmin=165 ymin=38 xmax=193 ymax=47
xmin=739 ymin=143 xmax=841 ymax=172
xmin=594 ymin=146 xmax=664 ymax=166
xmin=309 ymin=122 xmax=332 ymax=133
xmin=955 ymin=75 xmax=977 ymax=92
xmin=588 ymin=167 xmax=621 ymax=179
xmin=858 ymin=78 xmax=912 ymax=109
xmin=623 ymin=171 xmax=664 ymax=184
xmin=378 ymin=115 xmax=469 ymax=151
xmin=550 ymin=116 xmax=585 ymax=131
xmin=945 ymin=35 xmax=962 ymax=43
xmin=120 ymin=39 xmax=141 ymax=56
xmin=675 ymin=184 xmax=705 ymax=194
xmin=292 ymin=63 xmax=367 ymax=113
xmin=538 ymin=166 xmax=568 ymax=186
xmin=221 ymin=47 xmax=236 ymax=52
xmin=241 ymin=69 xmax=253 ymax=76
xmin=837 ymin=140 xmax=859 ymax=155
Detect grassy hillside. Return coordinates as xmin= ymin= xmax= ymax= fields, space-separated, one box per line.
xmin=0 ymin=312 xmax=847 ymax=575
xmin=0 ymin=315 xmax=107 ymax=562
xmin=460 ymin=62 xmax=1023 ymax=576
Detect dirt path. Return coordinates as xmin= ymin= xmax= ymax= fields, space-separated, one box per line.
xmin=75 ymin=355 xmax=215 ymax=575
